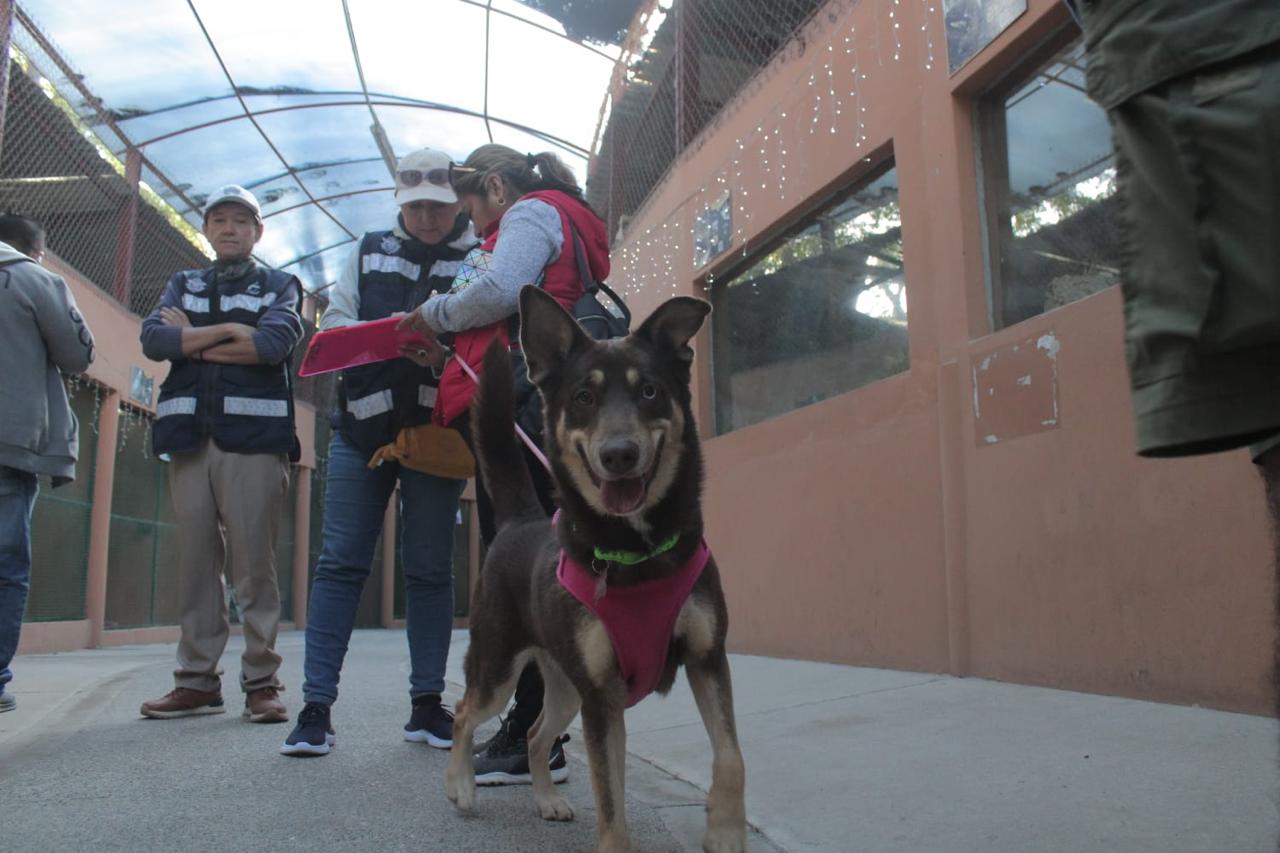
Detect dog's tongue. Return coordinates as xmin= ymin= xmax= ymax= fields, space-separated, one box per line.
xmin=601 ymin=477 xmax=646 ymax=515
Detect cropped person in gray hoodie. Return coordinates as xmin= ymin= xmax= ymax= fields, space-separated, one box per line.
xmin=0 ymin=214 xmax=96 ymax=713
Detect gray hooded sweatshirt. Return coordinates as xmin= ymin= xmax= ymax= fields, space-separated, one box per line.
xmin=0 ymin=242 xmax=96 ymax=485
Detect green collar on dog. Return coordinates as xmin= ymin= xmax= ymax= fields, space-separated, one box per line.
xmin=594 ymin=532 xmax=681 ymax=566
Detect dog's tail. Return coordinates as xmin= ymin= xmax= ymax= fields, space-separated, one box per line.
xmin=471 ymin=337 xmax=545 ymax=529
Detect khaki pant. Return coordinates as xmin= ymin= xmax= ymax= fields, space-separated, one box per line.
xmin=170 ymin=440 xmax=289 ymax=693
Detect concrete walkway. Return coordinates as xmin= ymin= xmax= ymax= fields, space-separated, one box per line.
xmin=1 ymin=629 xmax=1277 ymax=852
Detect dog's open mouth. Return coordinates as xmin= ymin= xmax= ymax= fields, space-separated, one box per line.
xmin=601 ymin=477 xmax=646 ymax=515
xmin=579 ymin=437 xmax=663 ymax=516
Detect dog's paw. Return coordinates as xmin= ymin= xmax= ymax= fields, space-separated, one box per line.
xmin=534 ymin=793 xmax=575 ymax=822
xmin=701 ymin=824 xmax=746 ymax=853
xmin=445 ymin=769 xmax=477 ymax=814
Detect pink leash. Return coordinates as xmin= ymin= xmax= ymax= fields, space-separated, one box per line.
xmin=452 ymin=352 xmax=553 ymax=473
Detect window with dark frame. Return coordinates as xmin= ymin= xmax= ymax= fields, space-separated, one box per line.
xmin=980 ymin=31 xmax=1121 ymax=331
xmin=710 ymin=158 xmax=908 ymax=435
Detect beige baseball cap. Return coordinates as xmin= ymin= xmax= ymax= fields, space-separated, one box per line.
xmin=203 ymin=184 xmax=262 ymax=221
xmin=394 ymin=147 xmax=459 ymax=206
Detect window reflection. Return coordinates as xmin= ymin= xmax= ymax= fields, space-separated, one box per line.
xmin=711 ymin=160 xmax=908 ymax=434
xmin=983 ymin=36 xmax=1121 ymax=329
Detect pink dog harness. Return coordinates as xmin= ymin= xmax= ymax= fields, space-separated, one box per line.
xmin=556 ymin=529 xmax=710 ymax=708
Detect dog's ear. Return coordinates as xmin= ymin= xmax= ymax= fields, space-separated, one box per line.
xmin=519 ymin=285 xmax=591 ymax=387
xmin=633 ymin=296 xmax=711 ymax=364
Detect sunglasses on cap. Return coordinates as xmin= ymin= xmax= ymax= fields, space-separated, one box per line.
xmin=395 ymin=163 xmax=479 ymax=189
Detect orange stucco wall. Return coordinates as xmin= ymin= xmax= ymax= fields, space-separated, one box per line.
xmin=612 ymin=0 xmax=1273 ymax=715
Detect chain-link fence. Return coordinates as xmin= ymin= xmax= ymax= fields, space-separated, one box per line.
xmin=588 ymin=0 xmax=828 ymax=239
xmin=103 ymin=406 xmax=179 ymax=629
xmin=2 ymin=11 xmax=324 ymax=403
xmin=2 ymin=17 xmax=212 ymax=323
xmin=25 ymin=378 xmax=100 ymax=622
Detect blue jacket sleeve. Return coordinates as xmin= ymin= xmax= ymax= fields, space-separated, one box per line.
xmin=252 ymin=275 xmax=305 ymax=365
xmin=139 ymin=275 xmax=186 ymax=362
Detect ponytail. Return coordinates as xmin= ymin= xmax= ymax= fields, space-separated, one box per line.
xmin=452 ymin=144 xmax=590 ymax=207
xmin=528 ymin=151 xmax=583 ymax=199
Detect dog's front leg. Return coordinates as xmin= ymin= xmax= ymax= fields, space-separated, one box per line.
xmin=527 ymin=655 xmax=580 ymax=821
xmin=581 ymin=697 xmax=631 ymax=853
xmin=687 ymin=652 xmax=747 ymax=853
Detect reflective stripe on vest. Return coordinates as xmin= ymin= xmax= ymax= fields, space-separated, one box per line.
xmin=221 ymin=292 xmax=275 ymax=313
xmin=181 ymin=294 xmax=210 ymax=314
xmin=157 ymin=397 xmax=197 ymax=418
xmin=427 ymin=259 xmax=462 ymax=280
xmin=361 ymin=253 xmax=421 ymax=280
xmin=348 ymin=389 xmax=394 ymax=420
xmin=418 ymin=384 xmax=438 ymax=408
xmin=224 ymin=396 xmax=288 ymax=417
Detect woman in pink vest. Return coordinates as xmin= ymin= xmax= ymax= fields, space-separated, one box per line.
xmin=398 ymin=143 xmax=611 ymax=786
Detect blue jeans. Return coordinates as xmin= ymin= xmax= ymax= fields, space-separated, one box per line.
xmin=303 ymin=432 xmax=465 ymax=706
xmin=0 ymin=466 xmax=38 ymax=692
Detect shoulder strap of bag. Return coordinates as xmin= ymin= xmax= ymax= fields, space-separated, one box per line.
xmin=568 ymin=225 xmax=599 ymax=294
xmin=566 ymin=223 xmax=631 ymax=330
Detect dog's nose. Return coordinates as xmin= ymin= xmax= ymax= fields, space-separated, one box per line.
xmin=599 ymin=439 xmax=641 ymax=476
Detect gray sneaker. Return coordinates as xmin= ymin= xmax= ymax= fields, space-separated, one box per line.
xmin=473 ymin=717 xmax=570 ymax=786
xmin=0 ymin=688 xmax=14 ymax=713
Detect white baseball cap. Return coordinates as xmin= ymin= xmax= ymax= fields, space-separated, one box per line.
xmin=204 ymin=184 xmax=262 ymax=221
xmin=394 ymin=147 xmax=459 ymax=206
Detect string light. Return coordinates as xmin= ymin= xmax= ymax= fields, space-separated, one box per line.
xmin=890 ymin=0 xmax=902 ymax=62
xmin=778 ymin=111 xmax=788 ymax=199
xmin=613 ymin=0 xmax=948 ymax=299
xmin=827 ymin=43 xmax=839 ymax=134
xmin=118 ymin=404 xmax=130 ymax=452
xmin=846 ymin=25 xmax=868 ymax=148
xmin=921 ymin=1 xmax=936 ymax=71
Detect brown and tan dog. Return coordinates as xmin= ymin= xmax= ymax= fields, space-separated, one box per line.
xmin=446 ymin=286 xmax=746 ymax=853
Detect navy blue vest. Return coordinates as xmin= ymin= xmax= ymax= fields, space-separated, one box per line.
xmin=153 ymin=264 xmax=301 ymax=459
xmin=336 ymin=228 xmax=469 ymax=458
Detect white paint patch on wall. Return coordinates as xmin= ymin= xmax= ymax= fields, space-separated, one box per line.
xmin=1036 ymin=333 xmax=1061 ymax=360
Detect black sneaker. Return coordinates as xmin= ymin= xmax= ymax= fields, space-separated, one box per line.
xmin=404 ymin=695 xmax=453 ymax=749
xmin=279 ymin=702 xmax=335 ymax=756
xmin=472 ymin=714 xmax=516 ymax=757
xmin=474 ymin=717 xmax=569 ymax=786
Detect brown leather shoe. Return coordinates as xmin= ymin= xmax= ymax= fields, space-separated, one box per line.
xmin=140 ymin=687 xmax=225 ymax=719
xmin=244 ymin=686 xmax=289 ymax=723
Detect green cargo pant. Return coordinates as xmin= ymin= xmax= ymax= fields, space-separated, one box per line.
xmin=1111 ymin=40 xmax=1280 ymax=458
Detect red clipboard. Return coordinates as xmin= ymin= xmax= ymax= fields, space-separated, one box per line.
xmin=298 ymin=316 xmax=433 ymax=377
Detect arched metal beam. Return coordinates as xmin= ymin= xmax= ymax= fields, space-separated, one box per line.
xmin=185 ymin=0 xmax=357 ymax=240
xmin=262 ymin=186 xmax=390 ymax=220
xmin=452 ymin=0 xmax=619 ymax=61
xmin=482 ymin=0 xmax=495 ymax=144
xmin=244 ymin=156 xmax=386 ymax=193
xmin=130 ymin=95 xmax=592 ymax=159
xmin=275 ymin=238 xmax=358 ymax=273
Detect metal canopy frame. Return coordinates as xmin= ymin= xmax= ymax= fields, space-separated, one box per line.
xmin=12 ymin=0 xmax=625 ymax=287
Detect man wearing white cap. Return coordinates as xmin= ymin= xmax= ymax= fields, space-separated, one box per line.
xmin=139 ymin=185 xmax=305 ymax=723
xmin=281 ymin=148 xmax=478 ymax=756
